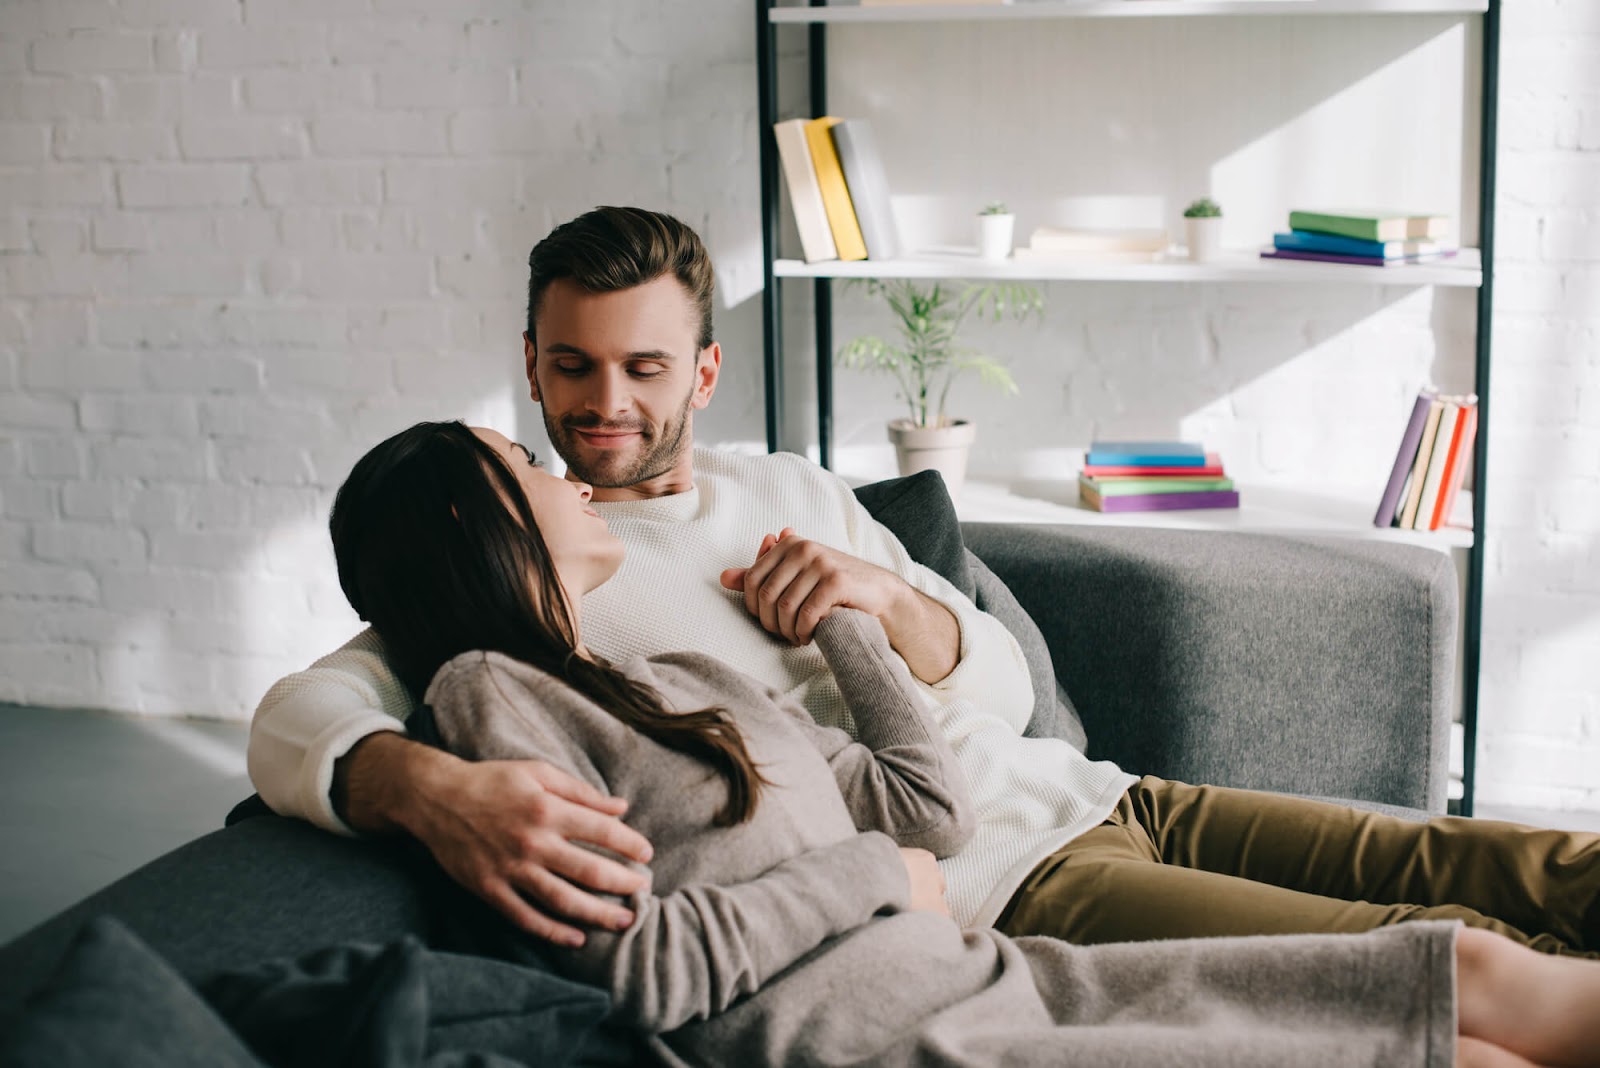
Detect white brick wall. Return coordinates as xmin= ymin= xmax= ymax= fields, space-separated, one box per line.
xmin=0 ymin=0 xmax=761 ymax=718
xmin=1474 ymin=0 xmax=1600 ymax=814
xmin=0 ymin=0 xmax=1593 ymax=817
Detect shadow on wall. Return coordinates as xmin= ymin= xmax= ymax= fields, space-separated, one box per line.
xmin=759 ymin=15 xmax=1483 ymax=494
xmin=0 ymin=2 xmax=772 ymax=724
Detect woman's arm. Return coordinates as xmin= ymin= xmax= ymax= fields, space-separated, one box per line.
xmin=573 ymin=832 xmax=908 ymax=1032
xmin=423 ymin=650 xmax=913 ymax=1033
xmin=781 ymin=609 xmax=976 ymax=857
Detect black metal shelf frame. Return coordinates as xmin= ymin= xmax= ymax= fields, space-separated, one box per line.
xmin=753 ymin=0 xmax=1499 ymax=815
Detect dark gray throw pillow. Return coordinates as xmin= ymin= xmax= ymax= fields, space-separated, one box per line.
xmin=201 ymin=936 xmax=611 ymax=1068
xmin=853 ymin=470 xmax=1087 ymax=749
xmin=1 ymin=915 xmax=265 ymax=1068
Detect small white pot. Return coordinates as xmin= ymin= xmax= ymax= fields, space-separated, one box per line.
xmin=976 ymin=213 xmax=1015 ymax=261
xmin=1185 ymin=216 xmax=1223 ymax=263
xmin=888 ymin=418 xmax=977 ymax=498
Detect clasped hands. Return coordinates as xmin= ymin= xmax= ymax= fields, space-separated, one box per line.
xmin=718 ymin=526 xmax=908 ymax=647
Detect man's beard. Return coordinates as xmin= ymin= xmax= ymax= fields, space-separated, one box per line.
xmin=544 ymin=386 xmax=695 ymax=489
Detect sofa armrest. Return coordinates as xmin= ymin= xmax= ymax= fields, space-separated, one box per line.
xmin=0 ymin=814 xmax=435 ymax=1031
xmin=961 ymin=523 xmax=1456 ymax=814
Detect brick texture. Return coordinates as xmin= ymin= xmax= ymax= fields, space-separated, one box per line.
xmin=0 ymin=0 xmax=1592 ymax=824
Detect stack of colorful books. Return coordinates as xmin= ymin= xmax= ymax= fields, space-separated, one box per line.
xmin=1373 ymin=389 xmax=1479 ymax=531
xmin=1260 ymin=210 xmax=1458 ymax=268
xmin=1079 ymin=442 xmax=1239 ymax=513
xmin=772 ymin=116 xmax=899 ymax=264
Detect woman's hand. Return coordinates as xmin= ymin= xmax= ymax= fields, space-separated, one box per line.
xmin=898 ymin=846 xmax=950 ymax=917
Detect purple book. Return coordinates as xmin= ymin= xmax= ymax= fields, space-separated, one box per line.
xmin=1374 ymin=391 xmax=1435 ymax=527
xmin=1085 ymin=489 xmax=1240 ymax=514
xmin=1260 ymin=248 xmax=1459 ymax=268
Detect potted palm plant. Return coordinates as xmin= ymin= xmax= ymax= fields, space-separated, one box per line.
xmin=837 ymin=278 xmax=1043 ymax=496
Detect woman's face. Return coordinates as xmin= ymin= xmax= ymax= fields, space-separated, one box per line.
xmin=472 ymin=427 xmax=625 ymax=596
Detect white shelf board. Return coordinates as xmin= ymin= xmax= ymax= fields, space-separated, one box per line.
xmin=770 ymin=1 xmax=1489 ymax=25
xmin=774 ymin=248 xmax=1483 ymax=287
xmin=944 ymin=479 xmax=1473 ymax=552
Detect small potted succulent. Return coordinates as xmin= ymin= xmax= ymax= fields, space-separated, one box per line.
xmin=1183 ymin=196 xmax=1223 ymax=263
xmin=976 ymin=200 xmax=1015 ymax=261
xmin=837 ymin=278 xmax=1043 ymax=496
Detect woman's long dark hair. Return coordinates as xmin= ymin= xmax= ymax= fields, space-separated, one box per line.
xmin=329 ymin=420 xmax=765 ymax=825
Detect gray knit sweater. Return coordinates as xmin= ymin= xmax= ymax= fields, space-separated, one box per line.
xmin=424 ymin=609 xmax=1456 ymax=1068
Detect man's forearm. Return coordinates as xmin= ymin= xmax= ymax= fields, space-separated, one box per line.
xmin=333 ymin=731 xmax=459 ymax=837
xmin=880 ymin=587 xmax=961 ymax=684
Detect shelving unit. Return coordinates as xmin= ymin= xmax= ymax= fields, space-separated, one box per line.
xmin=769 ymin=0 xmax=1489 ymax=23
xmin=773 ymin=248 xmax=1483 ymax=286
xmin=754 ymin=0 xmax=1499 ymax=812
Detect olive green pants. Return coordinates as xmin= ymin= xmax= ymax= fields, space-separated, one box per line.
xmin=996 ymin=776 xmax=1600 ymax=957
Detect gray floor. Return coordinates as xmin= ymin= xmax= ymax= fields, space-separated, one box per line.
xmin=3 ymin=702 xmax=1600 ymax=948
xmin=0 ymin=702 xmax=252 ymax=946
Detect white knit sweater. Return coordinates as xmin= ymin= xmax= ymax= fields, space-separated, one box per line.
xmin=248 ymin=447 xmax=1134 ymax=927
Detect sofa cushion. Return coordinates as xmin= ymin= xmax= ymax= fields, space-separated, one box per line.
xmin=0 ymin=814 xmax=435 ymax=1034
xmin=1 ymin=916 xmax=265 ymax=1068
xmin=200 ymin=935 xmax=611 ymax=1068
xmin=853 ymin=469 xmax=1087 ymax=748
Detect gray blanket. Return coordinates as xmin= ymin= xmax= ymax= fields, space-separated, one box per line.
xmin=424 ymin=609 xmax=1458 ymax=1067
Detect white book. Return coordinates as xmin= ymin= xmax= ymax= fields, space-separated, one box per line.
xmin=1013 ymin=247 xmax=1163 ymax=264
xmin=773 ymin=119 xmax=838 ymax=264
xmin=1411 ymin=402 xmax=1460 ymax=530
xmin=1027 ymin=227 xmax=1168 ymax=254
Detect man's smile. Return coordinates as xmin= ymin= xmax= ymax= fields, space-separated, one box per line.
xmin=574 ymin=428 xmax=643 ymax=448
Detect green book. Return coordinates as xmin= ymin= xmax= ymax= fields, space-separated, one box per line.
xmin=1079 ymin=475 xmax=1235 ymax=497
xmin=1287 ymin=210 xmax=1452 ymax=244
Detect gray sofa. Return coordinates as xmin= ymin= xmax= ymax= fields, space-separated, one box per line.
xmin=0 ymin=492 xmax=1459 ymax=1064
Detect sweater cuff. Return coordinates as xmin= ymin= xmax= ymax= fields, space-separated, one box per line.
xmin=297 ymin=713 xmax=408 ymax=837
xmin=814 ymin=609 xmax=932 ymax=752
xmin=842 ymin=830 xmax=913 ymax=917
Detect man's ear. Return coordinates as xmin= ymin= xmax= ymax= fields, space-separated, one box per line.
xmin=691 ymin=342 xmax=721 ymax=410
xmin=523 ymin=333 xmax=541 ymax=404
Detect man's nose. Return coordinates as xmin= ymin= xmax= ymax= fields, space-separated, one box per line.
xmin=584 ymin=370 xmax=631 ymax=418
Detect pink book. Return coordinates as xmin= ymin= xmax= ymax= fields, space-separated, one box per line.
xmin=1429 ymin=403 xmax=1478 ymax=530
xmin=1084 ymin=452 xmax=1225 ymax=479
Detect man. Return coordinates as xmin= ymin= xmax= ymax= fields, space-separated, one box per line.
xmin=252 ymin=206 xmax=1598 ymax=957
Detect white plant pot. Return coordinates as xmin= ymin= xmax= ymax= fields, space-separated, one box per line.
xmin=1185 ymin=216 xmax=1223 ymax=263
xmin=976 ymin=214 xmax=1015 ymax=261
xmin=888 ymin=418 xmax=977 ymax=498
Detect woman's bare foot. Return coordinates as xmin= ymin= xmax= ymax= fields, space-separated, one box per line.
xmin=1455 ymin=927 xmax=1600 ymax=1068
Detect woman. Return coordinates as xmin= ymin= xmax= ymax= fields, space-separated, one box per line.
xmin=330 ymin=420 xmax=1600 ymax=1068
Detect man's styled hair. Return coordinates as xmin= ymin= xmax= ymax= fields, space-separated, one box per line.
xmin=526 ymin=206 xmax=715 ymax=350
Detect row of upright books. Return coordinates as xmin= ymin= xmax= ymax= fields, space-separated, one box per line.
xmin=1079 ymin=441 xmax=1239 ymax=513
xmin=773 ymin=116 xmax=900 ymax=264
xmin=1373 ymin=390 xmax=1479 ymax=531
xmin=1260 ymin=209 xmax=1459 ymax=269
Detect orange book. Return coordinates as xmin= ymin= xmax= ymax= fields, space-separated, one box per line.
xmin=1429 ymin=401 xmax=1478 ymax=530
xmin=803 ymin=117 xmax=867 ymax=262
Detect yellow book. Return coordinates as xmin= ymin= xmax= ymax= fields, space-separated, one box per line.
xmin=1398 ymin=399 xmax=1444 ymax=529
xmin=803 ymin=117 xmax=867 ymax=262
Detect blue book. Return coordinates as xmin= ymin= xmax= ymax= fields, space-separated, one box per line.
xmin=1273 ymin=230 xmax=1457 ymax=260
xmin=1085 ymin=441 xmax=1206 ymax=467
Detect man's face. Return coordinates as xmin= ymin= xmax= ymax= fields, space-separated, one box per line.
xmin=526 ymin=275 xmax=719 ymax=499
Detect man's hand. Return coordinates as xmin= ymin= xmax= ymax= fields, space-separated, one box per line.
xmin=898 ymin=847 xmax=950 ymax=917
xmin=719 ymin=528 xmax=960 ymax=683
xmin=336 ymin=733 xmax=653 ymax=948
xmin=719 ymin=528 xmax=902 ymax=646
